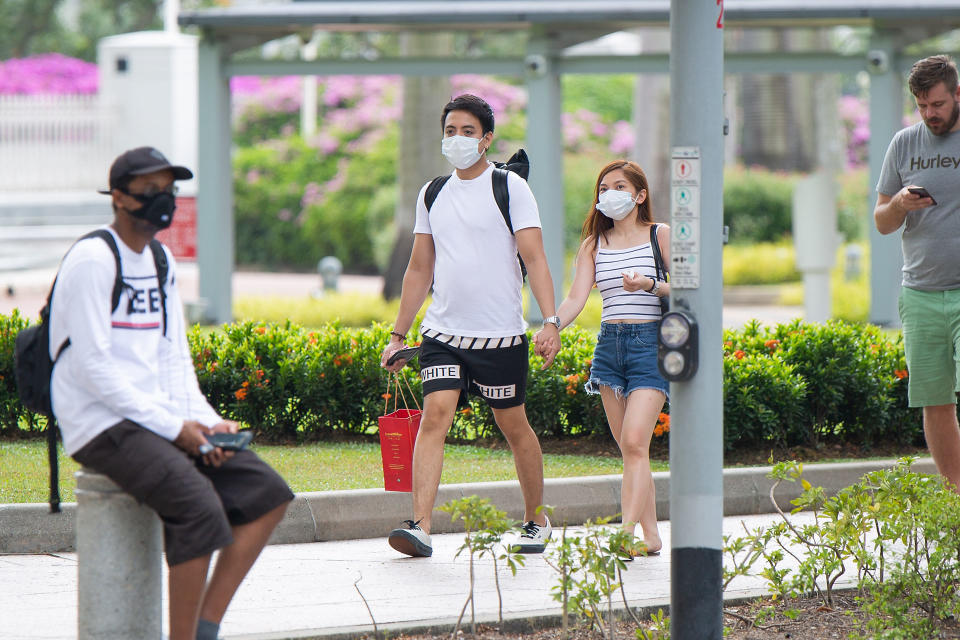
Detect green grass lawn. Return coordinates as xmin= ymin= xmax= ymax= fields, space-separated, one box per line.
xmin=0 ymin=439 xmax=639 ymax=504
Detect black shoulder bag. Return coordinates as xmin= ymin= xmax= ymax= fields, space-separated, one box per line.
xmin=650 ymin=223 xmax=669 ymax=315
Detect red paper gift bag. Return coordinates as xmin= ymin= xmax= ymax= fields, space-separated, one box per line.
xmin=378 ymin=375 xmax=421 ymax=492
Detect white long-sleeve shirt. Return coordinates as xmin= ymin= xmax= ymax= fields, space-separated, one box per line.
xmin=49 ymin=227 xmax=222 ymax=455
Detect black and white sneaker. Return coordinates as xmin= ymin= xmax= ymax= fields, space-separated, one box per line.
xmin=388 ymin=519 xmax=433 ymax=557
xmin=511 ymin=515 xmax=552 ymax=553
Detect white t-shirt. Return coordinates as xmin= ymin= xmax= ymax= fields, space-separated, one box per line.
xmin=49 ymin=227 xmax=222 ymax=455
xmin=413 ymin=163 xmax=541 ymax=338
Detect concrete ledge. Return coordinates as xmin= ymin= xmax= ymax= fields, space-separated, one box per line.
xmin=0 ymin=502 xmax=76 ymax=554
xmin=1 ymin=457 xmax=938 ymax=554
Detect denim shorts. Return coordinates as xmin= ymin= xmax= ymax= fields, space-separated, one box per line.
xmin=585 ymin=322 xmax=669 ymax=399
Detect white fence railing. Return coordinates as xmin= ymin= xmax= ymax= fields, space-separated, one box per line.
xmin=0 ymin=94 xmax=115 ymax=191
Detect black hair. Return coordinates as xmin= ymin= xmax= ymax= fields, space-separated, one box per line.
xmin=441 ymin=94 xmax=495 ymax=134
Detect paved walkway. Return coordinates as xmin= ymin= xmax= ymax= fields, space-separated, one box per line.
xmin=4 ymin=511 xmax=829 ymax=640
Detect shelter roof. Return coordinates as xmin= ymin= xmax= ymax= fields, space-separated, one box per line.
xmin=179 ymin=1 xmax=960 ymax=37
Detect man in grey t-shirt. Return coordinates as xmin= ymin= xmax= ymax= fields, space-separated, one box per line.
xmin=875 ymin=54 xmax=960 ymax=492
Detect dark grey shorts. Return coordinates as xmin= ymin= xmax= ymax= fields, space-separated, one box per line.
xmin=72 ymin=420 xmax=293 ymax=567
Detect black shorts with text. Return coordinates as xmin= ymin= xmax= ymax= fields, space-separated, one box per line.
xmin=419 ymin=334 xmax=528 ymax=409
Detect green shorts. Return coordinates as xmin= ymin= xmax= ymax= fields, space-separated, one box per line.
xmin=899 ymin=286 xmax=960 ymax=407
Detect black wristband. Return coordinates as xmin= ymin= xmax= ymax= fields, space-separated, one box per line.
xmin=645 ymin=279 xmax=657 ymax=293
xmin=390 ymin=330 xmax=406 ymax=341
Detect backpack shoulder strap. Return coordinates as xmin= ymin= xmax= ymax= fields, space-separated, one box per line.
xmin=491 ymin=168 xmax=528 ymax=279
xmin=148 ymin=240 xmax=169 ymax=336
xmin=424 ymin=175 xmax=452 ymax=212
xmin=491 ymin=167 xmax=513 ymax=233
xmin=81 ymin=229 xmax=125 ymax=312
xmin=47 ymin=415 xmax=60 ymax=513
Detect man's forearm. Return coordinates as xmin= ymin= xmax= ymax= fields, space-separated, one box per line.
xmin=875 ymin=198 xmax=907 ymax=235
xmin=526 ymin=256 xmax=557 ymax=319
xmin=391 ymin=268 xmax=432 ymax=337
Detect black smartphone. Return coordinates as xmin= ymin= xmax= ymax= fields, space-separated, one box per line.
xmin=386 ymin=345 xmax=420 ymax=366
xmin=206 ymin=431 xmax=253 ymax=451
xmin=907 ymin=187 xmax=937 ymax=205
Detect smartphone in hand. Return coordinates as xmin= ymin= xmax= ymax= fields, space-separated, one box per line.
xmin=206 ymin=431 xmax=253 ymax=451
xmin=907 ymin=186 xmax=937 ymax=205
xmin=386 ymin=346 xmax=420 ymax=366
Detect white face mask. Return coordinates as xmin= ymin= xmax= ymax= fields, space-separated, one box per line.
xmin=441 ymin=135 xmax=484 ymax=170
xmin=597 ymin=189 xmax=639 ymax=220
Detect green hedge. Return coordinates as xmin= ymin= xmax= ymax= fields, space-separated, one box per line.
xmin=0 ymin=315 xmax=922 ymax=451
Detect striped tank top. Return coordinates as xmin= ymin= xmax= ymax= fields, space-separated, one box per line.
xmin=594 ymin=239 xmax=661 ymax=322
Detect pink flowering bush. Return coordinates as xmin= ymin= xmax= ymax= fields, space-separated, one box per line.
xmin=230 ymin=73 xmax=638 ymax=269
xmin=0 ymin=54 xmax=97 ymax=94
xmin=838 ymin=95 xmax=869 ymax=168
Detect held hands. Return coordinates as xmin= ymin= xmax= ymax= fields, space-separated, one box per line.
xmin=174 ymin=419 xmax=238 ymax=467
xmin=533 ymin=324 xmax=561 ymax=369
xmin=622 ymin=270 xmax=652 ymax=293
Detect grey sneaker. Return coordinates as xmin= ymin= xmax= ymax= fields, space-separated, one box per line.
xmin=512 ymin=515 xmax=552 ymax=553
xmin=388 ymin=519 xmax=433 ymax=557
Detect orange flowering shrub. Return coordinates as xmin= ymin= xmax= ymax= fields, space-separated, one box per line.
xmin=653 ymin=412 xmax=670 ymax=437
xmin=722 ymin=319 xmax=920 ymax=450
xmin=0 ymin=312 xmax=920 ymax=449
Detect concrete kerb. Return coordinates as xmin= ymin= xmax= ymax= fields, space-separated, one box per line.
xmin=0 ymin=457 xmax=937 ymax=554
xmin=0 ymin=458 xmax=936 ymax=553
xmin=228 ymin=591 xmax=826 ymax=640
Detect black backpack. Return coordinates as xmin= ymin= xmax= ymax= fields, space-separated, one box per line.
xmin=423 ymin=148 xmax=530 ymax=279
xmin=13 ymin=229 xmax=168 ymax=513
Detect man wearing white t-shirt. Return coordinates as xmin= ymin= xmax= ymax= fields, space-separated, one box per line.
xmin=49 ymin=147 xmax=293 ymax=640
xmin=381 ymin=94 xmax=561 ymax=557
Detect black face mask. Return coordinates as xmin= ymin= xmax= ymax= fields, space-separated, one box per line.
xmin=125 ymin=191 xmax=176 ymax=230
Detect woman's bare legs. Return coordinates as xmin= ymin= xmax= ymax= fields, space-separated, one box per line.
xmin=599 ymin=386 xmax=666 ymax=553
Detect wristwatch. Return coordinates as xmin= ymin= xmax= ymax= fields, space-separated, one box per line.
xmin=543 ymin=315 xmax=561 ymax=329
xmin=647 ymin=279 xmax=661 ymax=296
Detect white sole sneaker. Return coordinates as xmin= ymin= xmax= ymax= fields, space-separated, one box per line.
xmin=388 ymin=526 xmax=433 ymax=557
xmin=511 ymin=515 xmax=552 ymax=554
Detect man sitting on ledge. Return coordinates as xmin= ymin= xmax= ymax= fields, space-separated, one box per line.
xmin=49 ymin=146 xmax=294 ymax=640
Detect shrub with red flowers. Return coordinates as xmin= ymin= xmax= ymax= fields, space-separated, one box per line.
xmin=723 ymin=319 xmax=919 ymax=450
xmin=0 ymin=313 xmax=920 ymax=450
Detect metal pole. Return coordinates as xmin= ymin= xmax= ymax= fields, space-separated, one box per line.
xmin=76 ymin=469 xmax=162 ymax=640
xmin=867 ymin=32 xmax=903 ymax=327
xmin=525 ymin=32 xmax=565 ymax=317
xmin=197 ymin=35 xmax=234 ymax=325
xmin=669 ymin=2 xmax=724 ymax=638
xmin=164 ymin=0 xmax=180 ymax=34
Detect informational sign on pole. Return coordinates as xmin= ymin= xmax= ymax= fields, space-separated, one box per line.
xmin=670 ymin=147 xmax=701 ymax=289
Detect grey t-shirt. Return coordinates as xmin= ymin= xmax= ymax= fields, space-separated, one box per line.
xmin=877 ymin=121 xmax=960 ymax=290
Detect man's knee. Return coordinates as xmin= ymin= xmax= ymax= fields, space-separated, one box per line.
xmin=420 ymin=390 xmax=459 ymax=433
xmin=923 ymin=403 xmax=959 ymax=427
xmin=492 ymin=404 xmax=531 ymax=432
xmin=164 ymin=492 xmax=232 ymax=567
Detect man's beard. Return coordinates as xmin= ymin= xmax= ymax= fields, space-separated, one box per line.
xmin=925 ymin=99 xmax=960 ymax=135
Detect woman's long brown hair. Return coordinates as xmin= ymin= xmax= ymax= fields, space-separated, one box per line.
xmin=580 ymin=160 xmax=653 ymax=249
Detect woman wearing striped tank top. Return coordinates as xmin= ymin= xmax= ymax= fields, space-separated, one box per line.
xmin=536 ymin=160 xmax=669 ymax=556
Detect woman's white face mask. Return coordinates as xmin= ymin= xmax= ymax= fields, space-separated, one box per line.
xmin=597 ymin=189 xmax=639 ymax=220
xmin=441 ymin=135 xmax=484 ymax=170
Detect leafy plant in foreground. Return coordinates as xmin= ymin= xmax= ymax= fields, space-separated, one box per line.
xmin=439 ymin=495 xmax=525 ymax=637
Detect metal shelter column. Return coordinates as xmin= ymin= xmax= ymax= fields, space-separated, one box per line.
xmin=525 ymin=33 xmax=565 ymax=313
xmin=197 ymin=35 xmax=234 ymax=325
xmin=867 ymin=32 xmax=904 ymax=327
xmin=669 ymin=2 xmax=724 ymax=638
